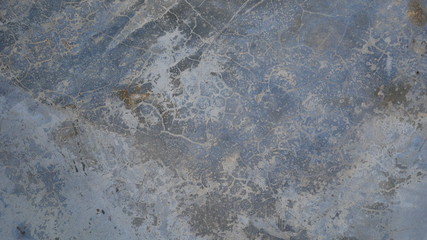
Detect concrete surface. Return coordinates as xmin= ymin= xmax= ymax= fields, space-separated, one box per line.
xmin=1 ymin=0 xmax=426 ymax=239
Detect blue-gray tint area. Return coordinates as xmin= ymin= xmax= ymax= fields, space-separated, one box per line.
xmin=1 ymin=0 xmax=426 ymax=239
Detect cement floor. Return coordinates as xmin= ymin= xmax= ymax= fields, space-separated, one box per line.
xmin=1 ymin=0 xmax=426 ymax=239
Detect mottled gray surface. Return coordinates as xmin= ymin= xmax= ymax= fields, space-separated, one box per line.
xmin=1 ymin=0 xmax=427 ymax=239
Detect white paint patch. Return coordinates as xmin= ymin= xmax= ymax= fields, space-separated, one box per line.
xmin=386 ymin=54 xmax=392 ymax=77
xmin=148 ymin=28 xmax=190 ymax=95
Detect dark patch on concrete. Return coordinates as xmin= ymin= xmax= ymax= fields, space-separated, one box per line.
xmin=243 ymin=223 xmax=284 ymax=240
xmin=184 ymin=193 xmax=238 ymax=237
xmin=290 ymin=230 xmax=309 ymax=240
xmin=131 ymin=217 xmax=144 ymax=228
xmin=379 ymin=176 xmax=410 ymax=196
xmin=54 ymin=121 xmax=79 ymax=143
xmin=363 ymin=202 xmax=389 ymax=212
xmin=16 ymin=226 xmax=26 ymax=235
xmin=375 ymin=83 xmax=411 ymax=106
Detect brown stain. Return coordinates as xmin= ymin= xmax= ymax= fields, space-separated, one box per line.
xmin=116 ymin=89 xmax=151 ymax=109
xmin=407 ymin=0 xmax=427 ymax=26
xmin=140 ymin=93 xmax=151 ymax=101
xmin=61 ymin=39 xmax=75 ymax=50
xmin=117 ymin=89 xmax=131 ymax=106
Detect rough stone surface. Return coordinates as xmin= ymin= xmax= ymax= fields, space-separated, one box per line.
xmin=1 ymin=0 xmax=426 ymax=239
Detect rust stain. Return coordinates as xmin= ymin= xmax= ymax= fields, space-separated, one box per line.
xmin=61 ymin=39 xmax=73 ymax=50
xmin=408 ymin=0 xmax=427 ymax=26
xmin=116 ymin=89 xmax=151 ymax=109
xmin=117 ymin=89 xmax=131 ymax=106
xmin=140 ymin=93 xmax=151 ymax=101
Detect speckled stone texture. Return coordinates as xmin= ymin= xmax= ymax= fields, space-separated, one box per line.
xmin=0 ymin=0 xmax=426 ymax=239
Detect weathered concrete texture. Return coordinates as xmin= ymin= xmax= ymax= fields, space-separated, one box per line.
xmin=1 ymin=0 xmax=426 ymax=239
